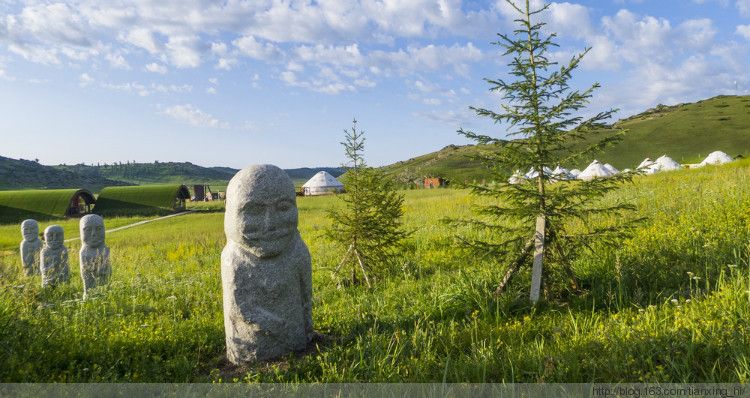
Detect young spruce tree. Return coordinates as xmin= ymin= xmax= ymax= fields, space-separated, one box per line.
xmin=326 ymin=119 xmax=408 ymax=287
xmin=453 ymin=0 xmax=637 ymax=303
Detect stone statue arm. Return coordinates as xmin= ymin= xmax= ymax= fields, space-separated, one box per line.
xmin=101 ymin=247 xmax=111 ymax=273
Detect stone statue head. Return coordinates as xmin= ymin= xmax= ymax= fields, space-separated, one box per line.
xmin=44 ymin=225 xmax=65 ymax=250
xmin=225 ymin=164 xmax=298 ymax=258
xmin=80 ymin=214 xmax=105 ymax=248
xmin=21 ymin=219 xmax=39 ymax=241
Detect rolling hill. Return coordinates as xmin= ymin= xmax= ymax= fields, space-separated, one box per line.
xmin=0 ymin=158 xmax=345 ymax=191
xmin=382 ymin=95 xmax=750 ymax=184
xmin=0 ymin=156 xmax=131 ymax=191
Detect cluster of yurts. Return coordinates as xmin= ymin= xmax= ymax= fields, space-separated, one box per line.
xmin=509 ymin=150 xmax=736 ymax=184
xmin=19 ymin=214 xmax=110 ymax=297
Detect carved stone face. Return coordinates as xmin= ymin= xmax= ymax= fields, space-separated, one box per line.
xmin=21 ymin=219 xmax=39 ymax=241
xmin=225 ymin=165 xmax=298 ymax=258
xmin=80 ymin=214 xmax=105 ymax=248
xmin=44 ymin=225 xmax=65 ymax=250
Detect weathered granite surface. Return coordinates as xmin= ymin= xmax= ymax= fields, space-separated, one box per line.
xmin=221 ymin=164 xmax=313 ymax=364
xmin=40 ymin=225 xmax=69 ymax=287
xmin=20 ymin=219 xmax=42 ymax=276
xmin=79 ymin=214 xmax=111 ymax=296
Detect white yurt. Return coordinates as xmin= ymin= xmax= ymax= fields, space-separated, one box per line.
xmin=569 ymin=169 xmax=582 ymax=178
xmin=523 ymin=166 xmax=553 ymax=179
xmin=508 ymin=170 xmax=524 ymax=185
xmin=551 ymin=165 xmax=573 ymax=181
xmin=302 ymin=171 xmax=345 ymax=196
xmin=699 ymin=151 xmax=733 ymax=167
xmin=577 ymin=160 xmax=613 ymax=181
xmin=637 ymin=158 xmax=659 ymax=174
xmin=603 ymin=163 xmax=619 ymax=175
xmin=655 ymin=155 xmax=682 ymax=171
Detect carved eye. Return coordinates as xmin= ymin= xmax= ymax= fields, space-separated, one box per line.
xmin=243 ymin=203 xmax=265 ymax=216
xmin=276 ymin=200 xmax=292 ymax=212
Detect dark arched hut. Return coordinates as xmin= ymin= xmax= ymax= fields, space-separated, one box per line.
xmin=94 ymin=185 xmax=191 ymax=217
xmin=0 ymin=189 xmax=95 ymax=223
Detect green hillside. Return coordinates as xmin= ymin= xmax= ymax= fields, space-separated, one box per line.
xmin=55 ymin=162 xmax=235 ymax=186
xmin=55 ymin=163 xmax=345 ymax=187
xmin=0 ymin=156 xmax=129 ymax=191
xmin=382 ymin=95 xmax=750 ymax=184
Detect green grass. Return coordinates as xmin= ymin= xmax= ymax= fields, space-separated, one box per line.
xmin=0 ymin=189 xmax=91 ymax=223
xmin=94 ymin=185 xmax=190 ymax=217
xmin=382 ymin=95 xmax=750 ymax=183
xmin=0 ymin=160 xmax=749 ymax=382
xmin=0 ymin=215 xmax=155 ymax=250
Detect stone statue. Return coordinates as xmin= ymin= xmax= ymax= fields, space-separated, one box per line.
xmin=40 ymin=225 xmax=69 ymax=287
xmin=79 ymin=214 xmax=111 ymax=296
xmin=221 ymin=164 xmax=313 ymax=364
xmin=19 ymin=219 xmax=42 ymax=276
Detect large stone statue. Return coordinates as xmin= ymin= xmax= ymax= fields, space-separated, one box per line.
xmin=40 ymin=225 xmax=69 ymax=287
xmin=19 ymin=219 xmax=42 ymax=276
xmin=79 ymin=214 xmax=111 ymax=296
xmin=221 ymin=164 xmax=313 ymax=364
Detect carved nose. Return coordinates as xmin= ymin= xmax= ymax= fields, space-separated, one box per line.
xmin=264 ymin=209 xmax=275 ymax=232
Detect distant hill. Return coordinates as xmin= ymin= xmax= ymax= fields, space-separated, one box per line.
xmin=0 ymin=157 xmax=345 ymax=191
xmin=55 ymin=163 xmax=345 ymax=186
xmin=56 ymin=162 xmax=236 ymax=186
xmin=0 ymin=156 xmax=131 ymax=191
xmin=381 ymin=95 xmax=750 ymax=184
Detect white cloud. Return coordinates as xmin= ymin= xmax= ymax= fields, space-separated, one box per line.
xmin=123 ymin=28 xmax=161 ymax=54
xmin=79 ymin=73 xmax=94 ymax=87
xmin=106 ymin=52 xmax=130 ymax=69
xmin=100 ymin=81 xmax=192 ymax=97
xmin=165 ymin=35 xmax=202 ymax=68
xmin=737 ymin=24 xmax=750 ymax=39
xmin=162 ymin=104 xmax=229 ymax=129
xmin=145 ymin=63 xmax=167 ymax=74
xmin=233 ymin=36 xmax=282 ymax=61
xmin=215 ymin=58 xmax=238 ymax=70
xmin=738 ymin=0 xmax=750 ymax=17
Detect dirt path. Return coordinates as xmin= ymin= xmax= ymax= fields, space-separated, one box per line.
xmin=64 ymin=211 xmax=194 ymax=243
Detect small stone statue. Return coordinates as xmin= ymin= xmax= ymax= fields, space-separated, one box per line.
xmin=19 ymin=219 xmax=42 ymax=276
xmin=40 ymin=225 xmax=69 ymax=287
xmin=221 ymin=164 xmax=313 ymax=364
xmin=79 ymin=214 xmax=111 ymax=296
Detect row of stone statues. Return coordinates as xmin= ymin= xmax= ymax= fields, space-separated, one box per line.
xmin=17 ymin=164 xmax=312 ymax=365
xmin=20 ymin=214 xmax=111 ymax=295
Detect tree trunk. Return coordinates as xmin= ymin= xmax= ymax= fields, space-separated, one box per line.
xmin=529 ymin=215 xmax=546 ymax=303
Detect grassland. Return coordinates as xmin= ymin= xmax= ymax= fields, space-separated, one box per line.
xmin=0 ymin=160 xmax=749 ymax=382
xmin=382 ymin=95 xmax=750 ymax=184
xmin=94 ymin=185 xmax=189 ymax=217
xmin=0 ymin=189 xmax=91 ymax=224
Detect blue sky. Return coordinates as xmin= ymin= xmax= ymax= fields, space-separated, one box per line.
xmin=1 ymin=0 xmax=749 ymax=169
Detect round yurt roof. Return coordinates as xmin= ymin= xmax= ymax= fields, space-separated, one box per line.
xmin=577 ymin=160 xmax=612 ymax=181
xmin=700 ymin=151 xmax=733 ymax=166
xmin=603 ymin=163 xmax=619 ymax=174
xmin=302 ymin=171 xmax=344 ymax=188
xmin=637 ymin=158 xmax=655 ymax=169
xmin=655 ymin=155 xmax=681 ymax=171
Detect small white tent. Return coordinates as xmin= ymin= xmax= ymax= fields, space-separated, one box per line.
xmin=302 ymin=171 xmax=344 ymax=196
xmin=569 ymin=169 xmax=582 ymax=178
xmin=577 ymin=160 xmax=613 ymax=181
xmin=655 ymin=155 xmax=682 ymax=171
xmin=524 ymin=166 xmax=553 ymax=179
xmin=508 ymin=170 xmax=524 ymax=185
xmin=551 ymin=165 xmax=573 ymax=181
xmin=699 ymin=151 xmax=733 ymax=167
xmin=603 ymin=163 xmax=619 ymax=175
xmin=637 ymin=158 xmax=659 ymax=174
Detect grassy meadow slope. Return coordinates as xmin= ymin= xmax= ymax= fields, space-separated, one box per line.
xmin=0 ymin=159 xmax=749 ymax=382
xmin=382 ymin=95 xmax=750 ymax=183
xmin=0 ymin=156 xmax=129 ymax=191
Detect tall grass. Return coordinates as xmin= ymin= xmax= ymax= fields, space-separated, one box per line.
xmin=0 ymin=161 xmax=749 ymax=382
